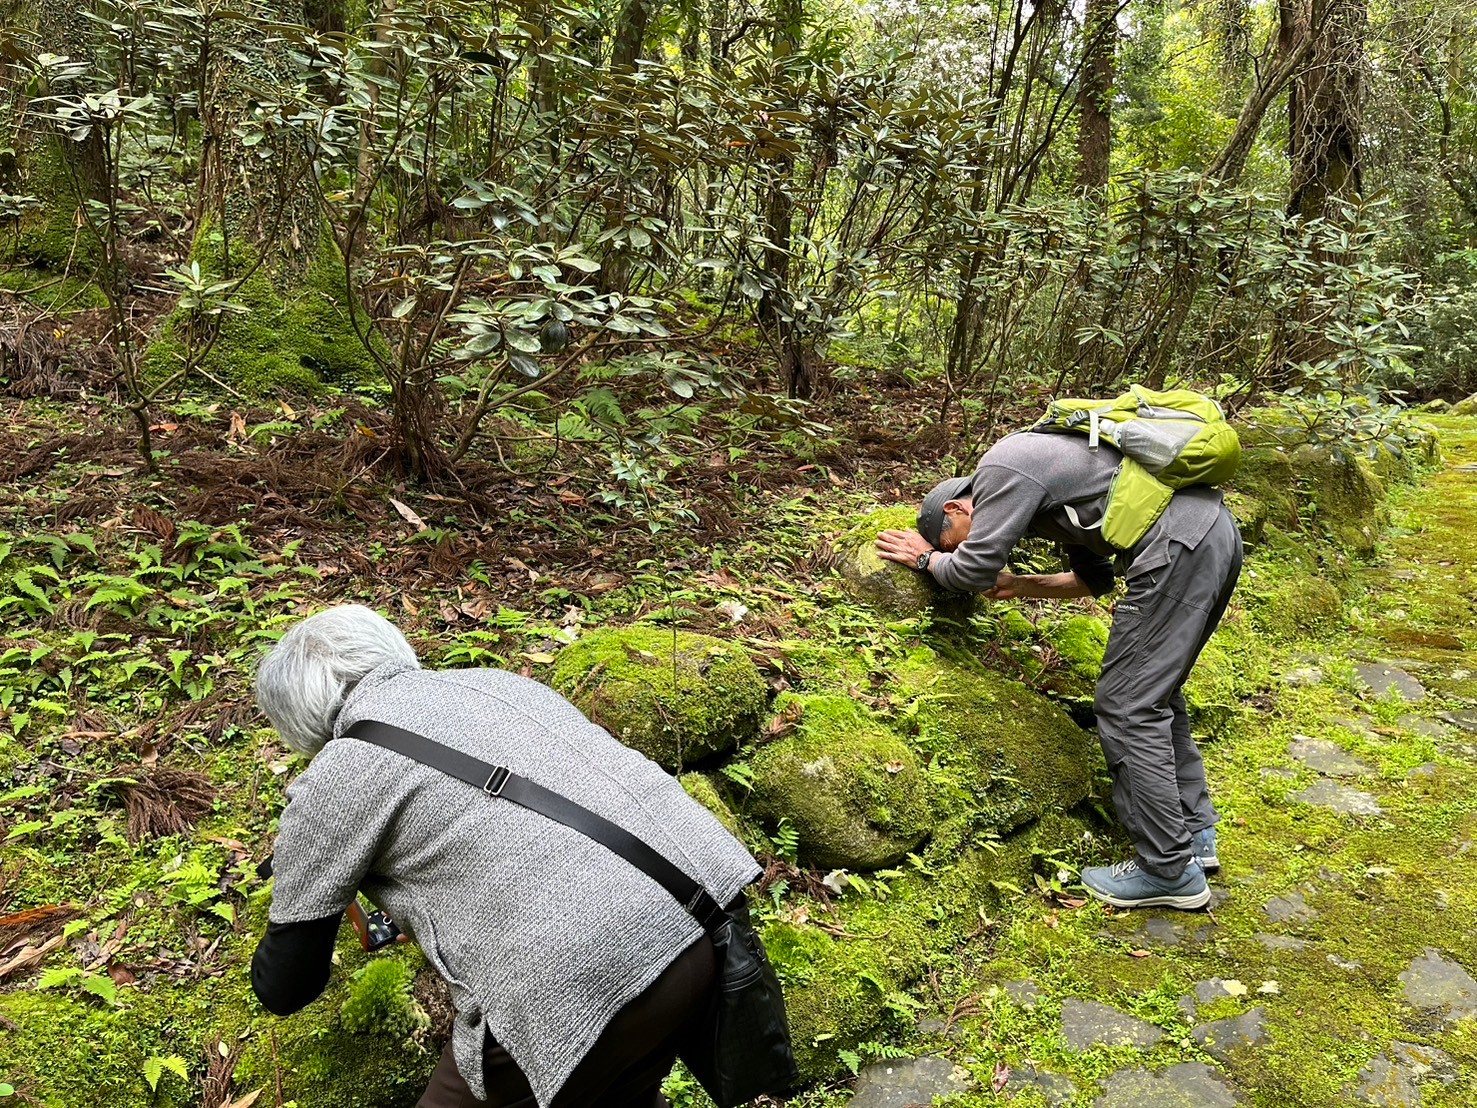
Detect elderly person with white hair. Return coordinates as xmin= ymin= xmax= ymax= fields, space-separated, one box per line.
xmin=251 ymin=605 xmax=763 ymax=1108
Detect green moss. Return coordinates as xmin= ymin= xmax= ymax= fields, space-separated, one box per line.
xmin=679 ymin=772 xmax=742 ymax=837
xmin=551 ymin=626 xmax=766 ymax=769
xmin=891 ymin=647 xmax=1101 ymax=838
xmin=0 ymin=269 xmax=107 ymax=312
xmin=1046 ymin=614 xmax=1108 ymax=682
xmin=1251 ymin=574 xmax=1345 ymax=640
xmin=141 ymin=223 xmax=380 ymax=395
xmin=834 ymin=506 xmax=976 ymax=623
xmin=7 ymin=140 xmax=100 ymax=274
xmin=1224 ymin=490 xmax=1267 ymax=547
xmin=748 ymin=695 xmax=932 ymax=870
xmin=340 ymin=958 xmax=423 ymax=1037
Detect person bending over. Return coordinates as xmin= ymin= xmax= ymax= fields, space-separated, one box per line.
xmin=874 ymin=430 xmax=1241 ymax=911
xmin=250 ymin=605 xmax=760 ymax=1107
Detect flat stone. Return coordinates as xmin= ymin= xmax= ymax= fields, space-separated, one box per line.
xmin=1004 ymin=979 xmax=1042 ymax=1008
xmin=1355 ymin=1041 xmax=1456 ymax=1106
xmin=1104 ymin=916 xmax=1215 ymax=950
xmin=1191 ymin=1008 xmax=1268 ymax=1062
xmin=1407 ymin=763 xmax=1439 ymax=780
xmin=1398 ymin=949 xmax=1477 ymax=1022
xmin=1094 ymin=1062 xmax=1241 ymax=1107
xmin=1398 ymin=715 xmax=1451 ymax=739
xmin=1177 ymin=995 xmax=1198 ymax=1020
xmin=1288 ymin=735 xmax=1373 ymax=777
xmin=1263 ymin=889 xmax=1319 ymax=925
xmin=1256 ymin=933 xmax=1309 ymax=953
xmin=1437 ymin=710 xmax=1477 ymax=733
xmin=1356 ymin=663 xmax=1427 ymax=703
xmin=1006 ymin=1067 xmax=1076 ymax=1106
xmin=849 ymin=1055 xmax=974 ymax=1108
xmin=1062 ymin=999 xmax=1167 ymax=1051
xmin=1281 ymin=666 xmax=1324 ymax=687
xmin=1192 ymin=978 xmax=1245 ymax=1005
xmin=1333 ymin=716 xmax=1379 ymax=739
xmin=1292 ymin=779 xmax=1384 ymax=816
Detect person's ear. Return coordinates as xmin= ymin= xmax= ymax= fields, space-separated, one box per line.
xmin=943 ymin=498 xmax=970 ymax=517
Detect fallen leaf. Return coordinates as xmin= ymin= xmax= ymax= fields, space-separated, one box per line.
xmin=1221 ymin=979 xmax=1249 ymax=997
xmin=222 ymin=1089 xmax=263 ymax=1108
xmin=227 ymin=411 xmax=248 ymax=443
xmin=1128 ymin=949 xmax=1153 ymax=958
xmin=884 ymin=760 xmax=905 ymax=774
xmin=521 ymin=651 xmax=557 ymax=664
xmin=716 ymin=600 xmax=749 ymax=624
xmin=1257 ymin=980 xmax=1280 ymax=994
xmin=389 ymin=497 xmax=427 ymax=531
xmin=1057 ymin=895 xmax=1088 ymax=909
xmin=0 ymin=933 xmax=65 ymax=978
xmin=821 ymin=870 xmax=850 ymax=895
xmin=992 ymin=1060 xmax=1011 ymax=1094
xmin=139 ymin=741 xmax=159 ymax=767
xmin=107 ymin=964 xmax=137 ymax=986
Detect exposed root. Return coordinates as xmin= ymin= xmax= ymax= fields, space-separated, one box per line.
xmin=104 ymin=765 xmax=217 ymax=841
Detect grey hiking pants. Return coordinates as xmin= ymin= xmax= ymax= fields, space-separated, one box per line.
xmin=1093 ymin=505 xmax=1243 ymax=879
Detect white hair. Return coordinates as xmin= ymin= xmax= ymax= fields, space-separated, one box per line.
xmin=255 ymin=604 xmax=419 ymax=756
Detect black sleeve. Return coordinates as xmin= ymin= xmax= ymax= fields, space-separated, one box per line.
xmin=251 ymin=912 xmax=343 ymax=1016
xmin=1065 ymin=544 xmax=1116 ymax=598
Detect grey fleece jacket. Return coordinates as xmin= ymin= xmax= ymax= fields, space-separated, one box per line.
xmin=266 ymin=662 xmax=761 ymax=1107
xmin=928 ymin=431 xmax=1225 ymax=595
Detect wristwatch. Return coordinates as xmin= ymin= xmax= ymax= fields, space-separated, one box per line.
xmin=916 ymin=550 xmax=934 ymax=571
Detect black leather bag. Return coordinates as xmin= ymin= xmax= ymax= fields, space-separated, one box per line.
xmin=345 ymin=719 xmax=799 ymax=1108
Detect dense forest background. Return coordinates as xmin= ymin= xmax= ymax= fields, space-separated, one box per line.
xmin=4 ymin=0 xmax=1477 ymax=496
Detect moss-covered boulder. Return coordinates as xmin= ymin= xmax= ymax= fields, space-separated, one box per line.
xmin=551 ymin=626 xmax=766 ymax=769
xmin=835 ymin=506 xmax=976 ymax=622
xmin=1225 ymin=491 xmax=1267 ymax=547
xmin=892 ymin=647 xmax=1101 ymax=838
xmin=142 ymin=224 xmax=380 ymax=394
xmin=748 ymin=695 xmax=932 ymax=870
xmin=1250 ymin=574 xmax=1345 ymax=639
xmin=680 ymin=772 xmax=743 ymax=837
xmin=1452 ymin=392 xmax=1477 ymax=416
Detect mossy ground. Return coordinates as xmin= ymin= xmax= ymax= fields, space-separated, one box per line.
xmin=1 ymin=399 xmax=1473 ymax=1107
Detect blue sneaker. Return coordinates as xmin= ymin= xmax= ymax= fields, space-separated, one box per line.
xmin=1193 ymin=827 xmax=1220 ymax=873
xmin=1081 ymin=858 xmax=1210 ymax=910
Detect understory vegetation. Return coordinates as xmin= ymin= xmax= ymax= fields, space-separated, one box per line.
xmin=3 ymin=0 xmax=1477 ymax=1104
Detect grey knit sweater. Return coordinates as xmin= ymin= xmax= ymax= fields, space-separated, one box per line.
xmin=267 ymin=662 xmax=761 ymax=1106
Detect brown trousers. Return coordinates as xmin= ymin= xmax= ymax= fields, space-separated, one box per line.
xmin=416 ymin=937 xmax=717 ymax=1108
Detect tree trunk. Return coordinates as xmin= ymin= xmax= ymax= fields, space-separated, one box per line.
xmin=610 ymin=0 xmax=660 ymax=71
xmin=1287 ymin=0 xmax=1366 ymax=222
xmin=1077 ymin=0 xmax=1115 ymax=191
xmin=759 ymin=0 xmax=806 ymax=398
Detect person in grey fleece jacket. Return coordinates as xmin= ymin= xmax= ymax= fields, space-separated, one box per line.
xmin=249 ymin=604 xmax=761 ymax=1108
xmin=875 ymin=431 xmax=1242 ymax=911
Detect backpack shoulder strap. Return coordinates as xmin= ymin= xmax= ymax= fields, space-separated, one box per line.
xmin=343 ymin=717 xmax=726 ymax=932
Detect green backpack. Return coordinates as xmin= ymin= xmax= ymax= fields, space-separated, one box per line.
xmin=1028 ymin=385 xmax=1241 ymax=550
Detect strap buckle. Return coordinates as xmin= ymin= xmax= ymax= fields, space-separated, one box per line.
xmin=483 ymin=766 xmax=510 ymax=797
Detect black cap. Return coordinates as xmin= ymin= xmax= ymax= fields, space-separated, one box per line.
xmin=917 ymin=476 xmax=973 ymax=548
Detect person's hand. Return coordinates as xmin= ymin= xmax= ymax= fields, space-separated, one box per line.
xmin=982 ymin=568 xmax=1018 ymax=600
xmin=875 ymin=528 xmax=934 ymax=569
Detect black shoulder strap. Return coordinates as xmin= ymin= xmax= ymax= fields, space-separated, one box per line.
xmin=343 ymin=718 xmax=726 ymax=933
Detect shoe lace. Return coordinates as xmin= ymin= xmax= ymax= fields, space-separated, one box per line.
xmin=1109 ymin=859 xmax=1141 ymax=879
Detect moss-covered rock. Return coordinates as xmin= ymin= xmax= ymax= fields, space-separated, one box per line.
xmin=551 ymin=626 xmax=766 ymax=769
xmin=834 ymin=506 xmax=976 ymax=623
xmin=1251 ymin=574 xmax=1345 ymax=640
xmin=680 ymin=772 xmax=742 ymax=837
xmin=891 ymin=647 xmax=1101 ymax=838
xmin=141 ymin=223 xmax=380 ymax=395
xmin=748 ymin=695 xmax=932 ymax=870
xmin=1225 ymin=491 xmax=1267 ymax=547
xmin=1451 ymin=392 xmax=1477 ymax=416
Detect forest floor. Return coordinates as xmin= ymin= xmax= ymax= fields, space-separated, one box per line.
xmin=0 ymin=394 xmax=1473 ymax=1106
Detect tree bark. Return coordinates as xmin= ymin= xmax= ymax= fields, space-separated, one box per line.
xmin=759 ymin=0 xmax=806 ymax=397
xmin=1077 ymin=0 xmax=1115 ymax=191
xmin=610 ymin=0 xmax=660 ymax=71
xmin=1287 ymin=0 xmax=1366 ymax=221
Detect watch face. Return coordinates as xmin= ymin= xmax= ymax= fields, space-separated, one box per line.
xmin=917 ymin=551 xmax=931 ymax=570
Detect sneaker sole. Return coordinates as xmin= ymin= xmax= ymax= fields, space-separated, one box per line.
xmin=1084 ymin=886 xmax=1212 ymax=911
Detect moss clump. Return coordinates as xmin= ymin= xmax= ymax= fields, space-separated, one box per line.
xmin=748 ymin=695 xmax=932 ymax=870
xmin=891 ymin=647 xmax=1100 ymax=838
xmin=1252 ymin=574 xmax=1345 ymax=640
xmin=340 ymin=958 xmax=424 ymax=1038
xmin=141 ymin=223 xmax=380 ymax=395
xmin=1291 ymin=443 xmax=1388 ymax=555
xmin=1046 ymin=614 xmax=1108 ymax=685
xmin=6 ymin=141 xmax=101 ymax=274
xmin=551 ymin=626 xmax=766 ymax=769
xmin=834 ymin=506 xmax=976 ymax=623
xmin=680 ymin=772 xmax=742 ymax=837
